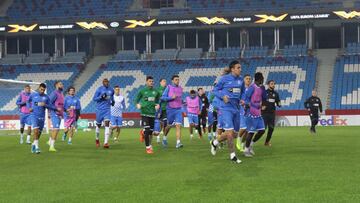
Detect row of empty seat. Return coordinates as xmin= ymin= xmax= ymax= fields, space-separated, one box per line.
xmin=283 ymin=45 xmax=308 ymax=57
xmin=331 ymin=55 xmax=360 ymax=109
xmin=0 ymin=52 xmax=87 ymax=64
xmin=112 ymin=45 xmax=307 ymax=61
xmin=3 ymin=0 xmax=141 ymax=21
xmin=3 ymin=53 xmax=360 ymax=115
xmin=160 ymin=0 xmax=345 ymax=16
xmin=0 ymin=63 xmax=84 ymax=115
xmin=346 ymin=43 xmax=360 ymax=55
xmin=77 ymin=56 xmax=317 ymax=113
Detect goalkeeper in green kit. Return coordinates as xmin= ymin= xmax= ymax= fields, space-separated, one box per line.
xmin=135 ymin=76 xmax=161 ymax=154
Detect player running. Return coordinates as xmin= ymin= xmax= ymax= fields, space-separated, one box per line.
xmin=304 ymin=90 xmax=323 ymax=134
xmin=27 ymin=83 xmax=57 ymax=154
xmin=111 ymin=86 xmax=126 ymax=142
xmin=92 ymin=78 xmax=114 ymax=149
xmin=197 ymin=88 xmax=209 ymax=138
xmin=156 ymin=78 xmax=167 ymax=143
xmin=236 ymin=74 xmax=252 ymax=152
xmin=16 ymin=85 xmax=32 ymax=144
xmin=262 ymin=80 xmax=281 ymax=146
xmin=210 ymin=60 xmax=245 ymax=164
xmin=135 ymin=76 xmax=160 ymax=154
xmin=48 ymin=81 xmax=65 ymax=152
xmin=63 ymin=87 xmax=81 ymax=144
xmin=161 ymin=75 xmax=184 ymax=149
xmin=207 ymin=86 xmax=217 ymax=141
xmin=243 ymin=72 xmax=267 ymax=158
xmin=185 ymin=90 xmax=202 ymax=139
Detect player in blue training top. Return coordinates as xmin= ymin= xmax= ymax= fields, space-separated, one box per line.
xmin=92 ymin=78 xmax=114 ymax=149
xmin=26 ymin=83 xmax=57 ymax=154
xmin=210 ymin=60 xmax=245 ymax=164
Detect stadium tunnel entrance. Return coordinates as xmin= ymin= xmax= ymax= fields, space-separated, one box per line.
xmin=314 ymin=27 xmax=341 ymax=49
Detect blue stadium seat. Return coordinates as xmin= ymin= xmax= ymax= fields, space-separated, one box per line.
xmin=0 ymin=63 xmax=83 ymax=115
xmin=74 ymin=57 xmax=317 ymax=113
xmin=330 ymin=55 xmax=360 ymax=109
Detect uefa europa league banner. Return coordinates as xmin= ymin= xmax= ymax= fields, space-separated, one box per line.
xmin=1 ymin=10 xmax=360 ymax=33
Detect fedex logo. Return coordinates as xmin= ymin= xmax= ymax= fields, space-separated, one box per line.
xmin=319 ymin=116 xmax=347 ymax=126
xmin=0 ymin=121 xmax=17 ymax=130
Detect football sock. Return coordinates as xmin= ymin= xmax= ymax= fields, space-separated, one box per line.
xmin=95 ymin=126 xmax=100 ymax=140
xmin=104 ymin=127 xmax=110 ymax=144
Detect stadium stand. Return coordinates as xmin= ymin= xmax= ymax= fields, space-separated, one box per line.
xmin=216 ymin=47 xmax=241 ymax=58
xmin=331 ymin=55 xmax=360 ymax=109
xmin=346 ymin=43 xmax=360 ymax=54
xmin=243 ymin=46 xmax=269 ymax=58
xmin=283 ymin=45 xmax=308 ymax=57
xmin=177 ymin=48 xmax=203 ymax=59
xmin=53 ymin=52 xmax=87 ymax=63
xmin=0 ymin=54 xmax=24 ymax=64
xmin=73 ymin=56 xmax=317 ymax=113
xmin=110 ymin=50 xmax=140 ymax=61
xmin=0 ymin=63 xmax=84 ymax=115
xmin=4 ymin=0 xmax=142 ymax=21
xmin=0 ymin=0 xmax=348 ymax=21
xmin=160 ymin=0 xmax=344 ymax=16
xmin=23 ymin=53 xmax=50 ymax=64
xmin=151 ymin=49 xmax=178 ymax=60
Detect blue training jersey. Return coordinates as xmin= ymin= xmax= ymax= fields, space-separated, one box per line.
xmin=92 ymin=85 xmax=114 ymax=111
xmin=213 ymin=74 xmax=245 ymax=111
xmin=26 ymin=92 xmax=56 ymax=118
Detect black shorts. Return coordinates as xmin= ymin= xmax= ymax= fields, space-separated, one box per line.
xmin=198 ymin=112 xmax=207 ymax=126
xmin=262 ymin=113 xmax=275 ymax=128
xmin=159 ymin=110 xmax=167 ymax=122
xmin=141 ymin=116 xmax=155 ymax=130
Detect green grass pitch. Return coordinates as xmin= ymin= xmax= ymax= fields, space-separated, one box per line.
xmin=0 ymin=126 xmax=360 ymax=202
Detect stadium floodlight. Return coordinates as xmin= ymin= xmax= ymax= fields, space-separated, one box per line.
xmin=0 ymin=79 xmax=50 ymax=135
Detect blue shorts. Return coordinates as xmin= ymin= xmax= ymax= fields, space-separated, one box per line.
xmin=96 ymin=109 xmax=111 ymax=125
xmin=246 ymin=116 xmax=265 ymax=133
xmin=20 ymin=113 xmax=31 ymax=126
xmin=217 ymin=110 xmax=223 ymax=129
xmin=208 ymin=111 xmax=215 ymax=126
xmin=31 ymin=115 xmax=45 ymax=131
xmin=221 ymin=109 xmax=240 ymax=132
xmin=153 ymin=119 xmax=161 ymax=133
xmin=187 ymin=113 xmax=199 ymax=125
xmin=110 ymin=116 xmax=123 ymax=127
xmin=167 ymin=108 xmax=183 ymax=126
xmin=240 ymin=114 xmax=247 ymax=130
xmin=51 ymin=115 xmax=62 ymax=129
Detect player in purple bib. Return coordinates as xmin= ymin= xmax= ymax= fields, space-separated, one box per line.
xmin=236 ymin=74 xmax=252 ymax=152
xmin=48 ymin=81 xmax=65 ymax=152
xmin=63 ymin=86 xmax=81 ymax=145
xmin=161 ymin=75 xmax=184 ymax=149
xmin=16 ymin=85 xmax=32 ymax=144
xmin=185 ymin=90 xmax=202 ymax=139
xmin=243 ymin=72 xmax=267 ymax=157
